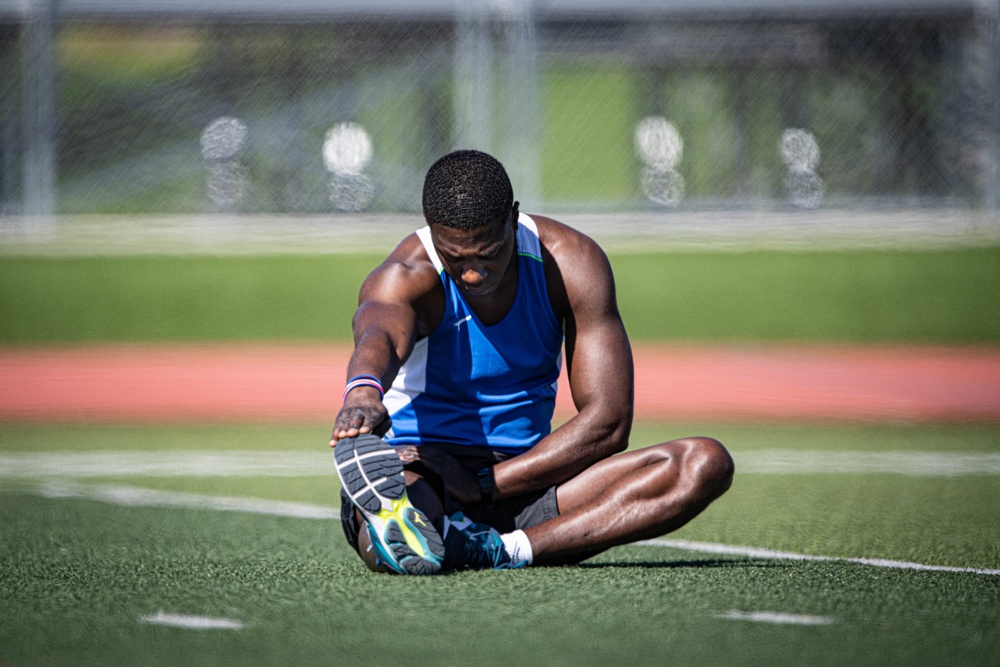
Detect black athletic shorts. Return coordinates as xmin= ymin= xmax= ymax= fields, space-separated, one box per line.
xmin=339 ymin=443 xmax=559 ymax=556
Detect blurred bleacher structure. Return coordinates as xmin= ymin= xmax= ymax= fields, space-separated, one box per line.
xmin=0 ymin=0 xmax=998 ymax=250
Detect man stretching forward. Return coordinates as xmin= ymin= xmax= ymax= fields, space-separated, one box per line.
xmin=331 ymin=149 xmax=733 ymax=574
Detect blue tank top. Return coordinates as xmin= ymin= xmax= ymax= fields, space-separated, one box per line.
xmin=383 ymin=214 xmax=563 ymax=454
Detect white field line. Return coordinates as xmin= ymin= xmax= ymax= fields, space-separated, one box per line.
xmin=27 ymin=479 xmax=338 ymax=519
xmin=736 ymin=450 xmax=1000 ymax=477
xmin=719 ymin=611 xmax=836 ymax=626
xmin=3 ymin=449 xmax=1000 ymax=480
xmin=4 ymin=449 xmax=998 ymax=575
xmin=7 ymin=479 xmax=999 ymax=577
xmin=637 ymin=538 xmax=1000 ymax=576
xmin=0 ymin=451 xmax=334 ymax=479
xmin=140 ymin=612 xmax=244 ymax=630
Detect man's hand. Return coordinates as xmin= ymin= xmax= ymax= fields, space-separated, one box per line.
xmin=398 ymin=445 xmax=482 ymax=505
xmin=329 ymin=387 xmax=389 ymax=446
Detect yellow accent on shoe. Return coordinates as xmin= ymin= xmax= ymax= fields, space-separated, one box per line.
xmin=377 ymin=497 xmax=430 ymax=558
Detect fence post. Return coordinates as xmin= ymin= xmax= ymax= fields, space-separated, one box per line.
xmin=1 ymin=24 xmax=20 ymax=216
xmin=453 ymin=0 xmax=494 ymax=153
xmin=21 ymin=0 xmax=57 ymax=226
xmin=984 ymin=1 xmax=1000 ymax=210
xmin=497 ymin=0 xmax=542 ymax=206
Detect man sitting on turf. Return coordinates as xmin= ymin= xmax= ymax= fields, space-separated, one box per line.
xmin=330 ymin=149 xmax=734 ymax=574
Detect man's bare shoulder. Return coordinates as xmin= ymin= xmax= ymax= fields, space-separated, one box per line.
xmin=532 ymin=214 xmax=612 ymax=286
xmin=530 ymin=214 xmax=615 ymax=318
xmin=531 ymin=214 xmax=607 ymax=263
xmin=362 ymin=232 xmax=440 ymax=301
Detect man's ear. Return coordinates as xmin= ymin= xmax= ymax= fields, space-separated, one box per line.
xmin=511 ymin=201 xmax=520 ymax=226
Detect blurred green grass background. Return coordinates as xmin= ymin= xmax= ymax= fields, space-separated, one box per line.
xmin=2 ymin=246 xmax=999 ymax=343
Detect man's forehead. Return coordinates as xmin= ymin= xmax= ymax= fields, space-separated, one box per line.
xmin=429 ymin=221 xmax=509 ymax=251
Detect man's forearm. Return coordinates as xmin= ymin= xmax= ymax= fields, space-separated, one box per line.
xmin=491 ymin=406 xmax=631 ymax=499
xmin=347 ymin=326 xmax=405 ymax=386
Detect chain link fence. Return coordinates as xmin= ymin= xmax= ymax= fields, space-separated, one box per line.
xmin=2 ymin=1 xmax=999 ymax=225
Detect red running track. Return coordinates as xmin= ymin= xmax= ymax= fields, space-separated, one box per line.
xmin=1 ymin=343 xmax=999 ymax=424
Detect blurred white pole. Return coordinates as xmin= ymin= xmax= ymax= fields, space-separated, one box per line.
xmin=1 ymin=26 xmax=19 ymax=215
xmin=497 ymin=0 xmax=542 ymax=206
xmin=983 ymin=1 xmax=999 ymax=211
xmin=21 ymin=0 xmax=57 ymax=227
xmin=453 ymin=0 xmax=494 ymax=152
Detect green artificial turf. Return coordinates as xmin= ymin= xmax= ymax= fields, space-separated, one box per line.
xmin=3 ymin=422 xmax=998 ymax=665
xmin=2 ymin=491 xmax=997 ymax=667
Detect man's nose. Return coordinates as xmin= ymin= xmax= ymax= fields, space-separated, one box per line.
xmin=461 ymin=265 xmax=487 ymax=285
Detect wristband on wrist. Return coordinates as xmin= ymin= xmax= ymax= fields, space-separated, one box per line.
xmin=342 ymin=374 xmax=384 ymax=402
xmin=476 ymin=466 xmax=496 ymax=505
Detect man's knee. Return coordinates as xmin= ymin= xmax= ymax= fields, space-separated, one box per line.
xmin=663 ymin=436 xmax=735 ymax=497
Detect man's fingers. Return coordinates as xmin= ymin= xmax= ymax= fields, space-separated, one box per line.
xmin=330 ymin=406 xmax=384 ymax=446
xmin=349 ymin=413 xmax=372 ymax=432
xmin=329 ymin=425 xmax=365 ymax=445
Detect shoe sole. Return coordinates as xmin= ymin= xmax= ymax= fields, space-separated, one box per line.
xmin=334 ymin=434 xmax=444 ymax=575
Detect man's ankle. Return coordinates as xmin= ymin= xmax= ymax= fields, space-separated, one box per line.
xmin=500 ymin=529 xmax=533 ymax=566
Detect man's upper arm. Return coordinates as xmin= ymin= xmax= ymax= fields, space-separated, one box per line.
xmin=557 ymin=232 xmax=635 ymax=426
xmin=350 ymin=248 xmax=438 ymax=377
xmin=354 ymin=273 xmax=417 ymax=364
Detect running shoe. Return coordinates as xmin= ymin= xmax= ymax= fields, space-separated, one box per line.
xmin=334 ymin=434 xmax=444 ymax=575
xmin=442 ymin=512 xmax=528 ymax=571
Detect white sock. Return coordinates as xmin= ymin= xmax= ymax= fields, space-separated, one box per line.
xmin=500 ymin=529 xmax=534 ymax=565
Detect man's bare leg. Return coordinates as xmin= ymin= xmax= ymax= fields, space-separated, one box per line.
xmin=525 ymin=437 xmax=734 ymax=565
xmin=354 ymin=437 xmax=732 ymax=571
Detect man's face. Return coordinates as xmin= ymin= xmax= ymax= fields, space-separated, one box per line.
xmin=429 ymin=210 xmax=518 ymax=300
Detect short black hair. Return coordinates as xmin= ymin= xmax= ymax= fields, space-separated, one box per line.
xmin=422 ymin=150 xmax=514 ymax=230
